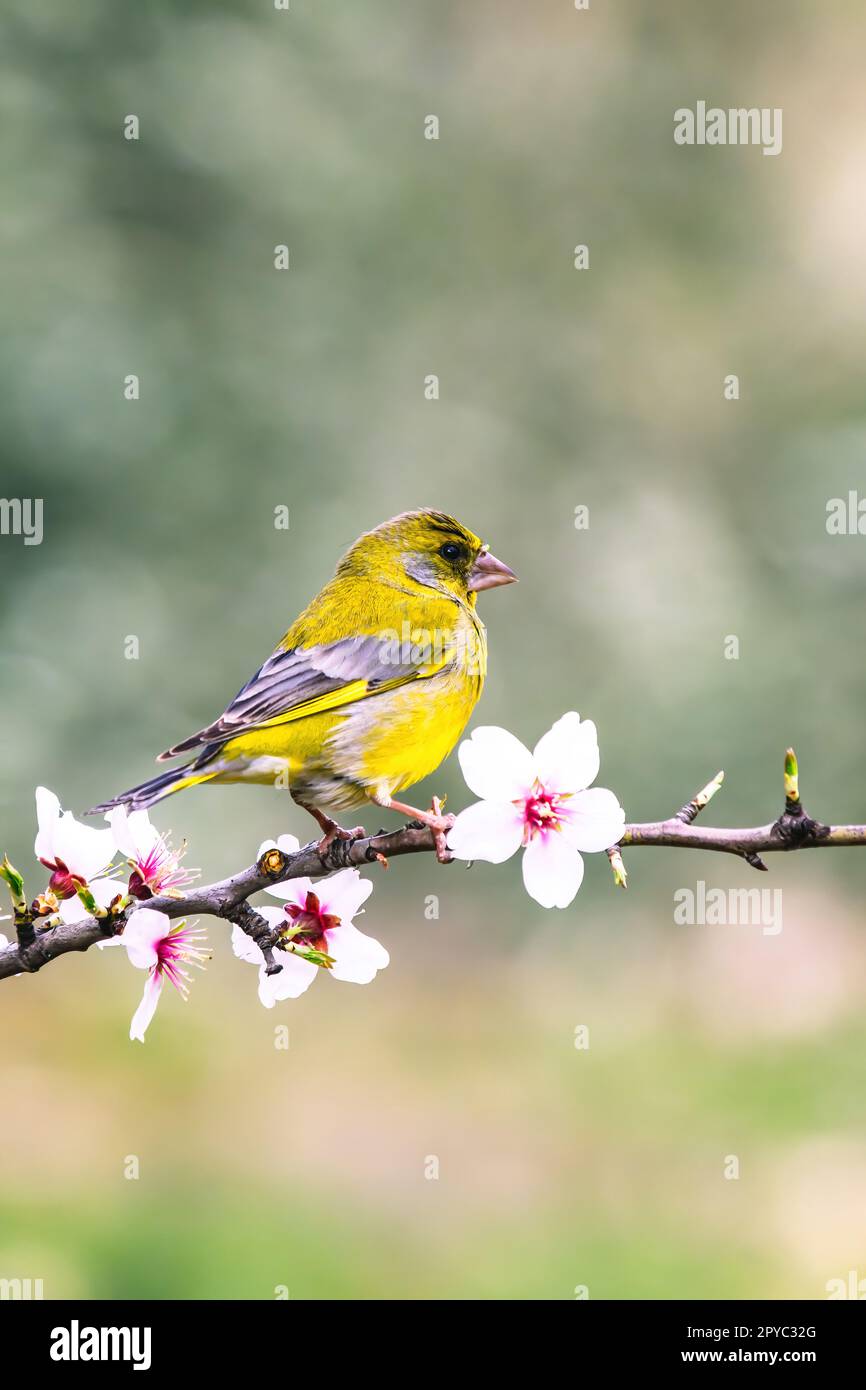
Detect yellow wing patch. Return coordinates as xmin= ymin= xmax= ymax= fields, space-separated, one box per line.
xmin=250 ymin=653 xmax=454 ymax=730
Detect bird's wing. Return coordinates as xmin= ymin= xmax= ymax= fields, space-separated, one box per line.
xmin=158 ymin=633 xmax=456 ymax=759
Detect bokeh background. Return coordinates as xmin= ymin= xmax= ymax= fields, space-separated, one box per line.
xmin=2 ymin=0 xmax=866 ymax=1299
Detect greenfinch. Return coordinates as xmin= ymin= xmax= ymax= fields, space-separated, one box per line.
xmin=91 ymin=511 xmax=516 ymax=854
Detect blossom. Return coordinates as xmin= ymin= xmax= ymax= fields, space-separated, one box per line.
xmin=34 ymin=787 xmax=126 ymax=923
xmin=447 ymin=713 xmax=626 ymax=909
xmin=232 ymin=835 xmax=388 ymax=1006
xmin=118 ymin=907 xmax=209 ymax=1042
xmin=107 ymin=804 xmax=196 ymax=899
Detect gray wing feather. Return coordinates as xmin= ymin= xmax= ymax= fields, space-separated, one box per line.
xmin=158 ymin=634 xmax=447 ymax=759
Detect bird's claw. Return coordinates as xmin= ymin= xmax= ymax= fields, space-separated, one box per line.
xmin=429 ymin=796 xmax=455 ymax=864
xmin=315 ymin=822 xmax=366 ymax=862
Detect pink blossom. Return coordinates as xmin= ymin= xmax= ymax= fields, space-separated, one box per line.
xmin=232 ymin=835 xmax=388 ymax=1006
xmin=119 ymin=907 xmax=209 ymax=1041
xmin=107 ymin=805 xmax=197 ymax=899
xmin=448 ymin=713 xmax=626 ymax=909
xmin=34 ymin=787 xmax=126 ymax=923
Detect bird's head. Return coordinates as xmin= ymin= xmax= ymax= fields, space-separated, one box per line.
xmin=341 ymin=510 xmax=517 ymax=604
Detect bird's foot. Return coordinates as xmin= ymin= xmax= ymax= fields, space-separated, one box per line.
xmin=316 ymin=822 xmax=366 ymax=856
xmin=295 ymin=800 xmax=367 ymax=865
xmin=315 ymin=820 xmax=366 ymax=861
xmin=386 ymin=794 xmax=455 ymax=864
xmin=428 ymin=796 xmax=456 ymax=864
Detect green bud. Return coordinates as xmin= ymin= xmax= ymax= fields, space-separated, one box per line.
xmin=606 ymin=846 xmax=628 ymax=889
xmin=75 ymin=883 xmax=106 ymax=918
xmin=0 ymin=855 xmax=27 ymax=914
xmin=694 ymin=770 xmax=725 ymax=811
xmin=288 ymin=943 xmax=335 ymax=970
xmin=784 ymin=748 xmax=799 ymax=804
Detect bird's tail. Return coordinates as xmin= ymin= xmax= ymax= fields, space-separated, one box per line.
xmin=87 ymin=763 xmax=218 ymax=815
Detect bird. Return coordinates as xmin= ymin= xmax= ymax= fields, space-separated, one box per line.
xmin=89 ymin=510 xmax=517 ymax=860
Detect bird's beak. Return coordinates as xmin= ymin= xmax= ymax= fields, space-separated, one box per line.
xmin=468 ymin=548 xmax=518 ymax=592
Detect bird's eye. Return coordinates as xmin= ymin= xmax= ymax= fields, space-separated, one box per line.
xmin=439 ymin=542 xmax=464 ymax=562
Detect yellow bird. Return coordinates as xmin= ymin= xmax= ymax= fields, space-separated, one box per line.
xmin=91 ymin=511 xmax=516 ymax=856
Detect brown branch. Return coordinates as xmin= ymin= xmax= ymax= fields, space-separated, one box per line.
xmin=620 ymin=817 xmax=866 ymax=856
xmin=0 ymin=821 xmax=438 ymax=981
xmin=613 ymin=748 xmax=865 ymax=885
xmin=2 ymin=748 xmax=866 ymax=980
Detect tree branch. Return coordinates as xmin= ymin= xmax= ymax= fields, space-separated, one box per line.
xmin=2 ymin=748 xmax=865 ymax=981
xmin=0 ymin=821 xmax=437 ymax=981
xmin=613 ymin=750 xmax=865 ymax=885
xmin=620 ymin=817 xmax=866 ymax=855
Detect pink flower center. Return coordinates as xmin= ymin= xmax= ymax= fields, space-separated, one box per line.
xmin=131 ymin=834 xmax=195 ymax=897
xmin=520 ymin=786 xmax=568 ymax=844
xmin=154 ymin=923 xmax=209 ymax=997
xmin=284 ymin=891 xmax=341 ymax=949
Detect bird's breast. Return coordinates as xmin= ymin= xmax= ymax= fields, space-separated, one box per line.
xmin=329 ymin=643 xmax=484 ymax=798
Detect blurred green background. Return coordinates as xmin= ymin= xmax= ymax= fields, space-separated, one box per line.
xmin=2 ymin=0 xmax=866 ymax=1300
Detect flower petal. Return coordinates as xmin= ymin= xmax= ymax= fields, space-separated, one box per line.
xmin=560 ymin=788 xmax=626 ymax=852
xmin=258 ymin=953 xmax=317 ymax=1005
xmin=325 ymin=922 xmax=390 ymax=984
xmin=122 ymin=907 xmax=171 ymax=969
xmin=448 ymin=800 xmax=524 ymax=863
xmin=532 ymin=712 xmax=600 ymax=795
xmin=107 ymin=805 xmax=134 ymax=857
xmin=53 ymin=810 xmax=116 ymax=882
xmin=521 ymin=834 xmax=585 ymax=909
xmin=231 ymin=909 xmax=316 ymax=1002
xmin=257 ymin=833 xmax=301 ymax=860
xmin=231 ymin=923 xmax=264 ymax=966
xmin=259 ymin=905 xmax=286 ymax=929
xmin=130 ymin=971 xmax=163 ymax=1042
xmin=34 ymin=786 xmax=61 ymax=862
xmin=265 ymin=875 xmax=314 ymax=905
xmin=457 ymin=726 xmax=535 ymax=801
xmin=108 ymin=805 xmax=158 ymax=860
xmin=317 ymin=868 xmax=373 ymax=923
